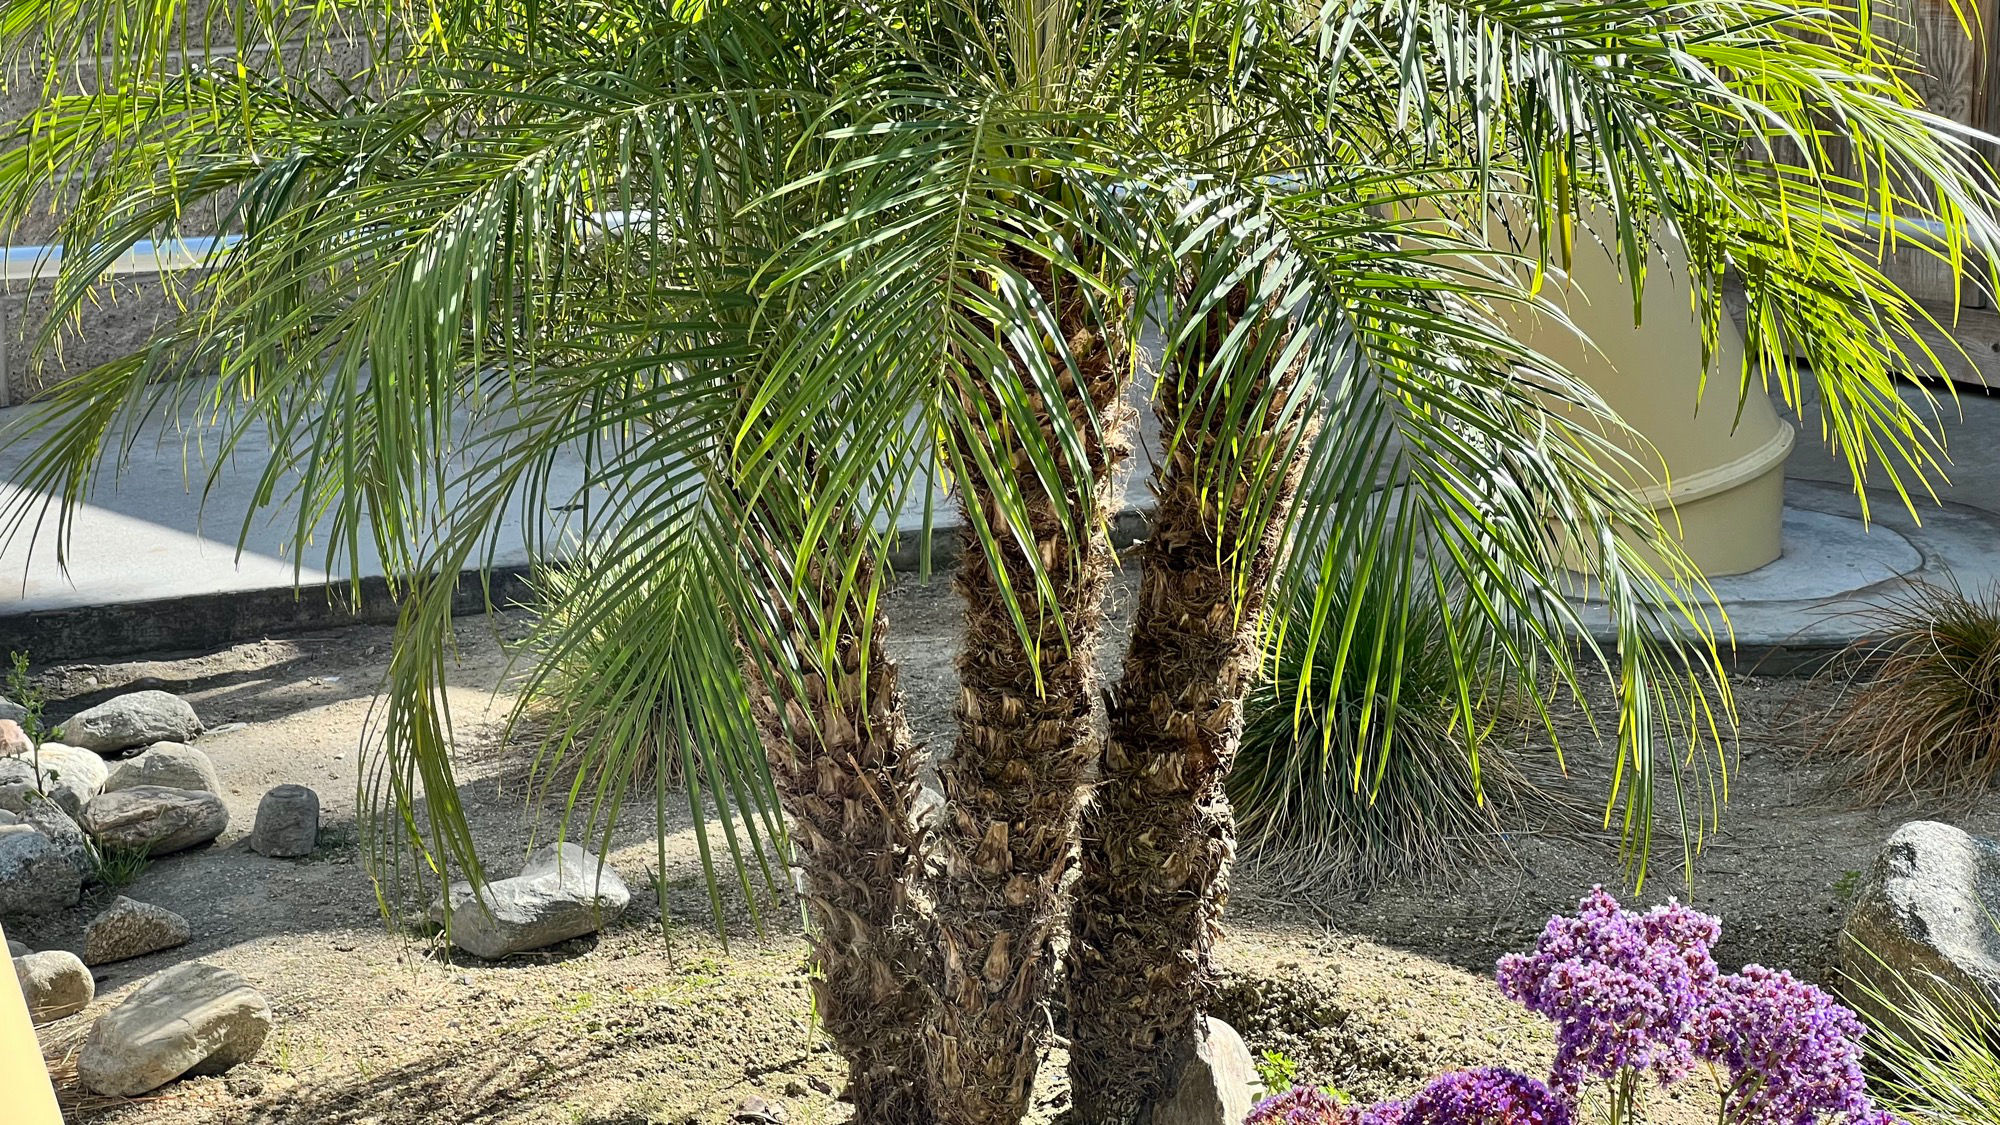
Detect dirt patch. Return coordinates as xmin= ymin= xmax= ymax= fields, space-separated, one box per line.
xmin=16 ymin=568 xmax=1991 ymax=1123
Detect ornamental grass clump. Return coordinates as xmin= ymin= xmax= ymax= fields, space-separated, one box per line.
xmin=1819 ymin=580 xmax=2000 ymax=804
xmin=1249 ymin=890 xmax=1896 ymax=1125
xmin=1231 ymin=571 xmax=1544 ymax=889
xmin=1857 ymin=941 xmax=2000 ymax=1125
xmin=517 ymin=553 xmax=689 ymax=789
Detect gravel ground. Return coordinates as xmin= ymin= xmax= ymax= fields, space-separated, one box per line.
xmin=16 ymin=567 xmax=1994 ymax=1124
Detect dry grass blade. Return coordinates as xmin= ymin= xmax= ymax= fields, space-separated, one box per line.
xmin=1817 ymin=580 xmax=2000 ymax=806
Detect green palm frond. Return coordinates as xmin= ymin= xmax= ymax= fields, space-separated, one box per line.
xmin=0 ymin=0 xmax=1993 ymax=915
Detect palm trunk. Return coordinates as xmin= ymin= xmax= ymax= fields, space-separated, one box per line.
xmin=746 ymin=552 xmax=935 ymax=1125
xmin=1067 ymin=287 xmax=1307 ymax=1122
xmin=925 ymin=254 xmax=1133 ymax=1125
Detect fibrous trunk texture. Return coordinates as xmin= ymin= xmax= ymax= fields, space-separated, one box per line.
xmin=746 ymin=554 xmax=935 ymax=1125
xmin=925 ymin=255 xmax=1133 ymax=1125
xmin=1067 ymin=286 xmax=1308 ymax=1122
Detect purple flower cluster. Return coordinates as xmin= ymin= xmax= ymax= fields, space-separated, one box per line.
xmin=1494 ymin=887 xmax=1722 ymax=1092
xmin=1242 ymin=890 xmax=1902 ymax=1125
xmin=1698 ymin=965 xmax=1882 ymax=1125
xmin=1394 ymin=1068 xmax=1574 ymax=1125
xmin=1246 ymin=1088 xmax=1350 ymax=1125
xmin=1247 ymin=1069 xmax=1570 ymax=1125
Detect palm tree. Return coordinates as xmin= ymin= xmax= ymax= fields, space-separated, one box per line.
xmin=2 ymin=1 xmax=1993 ymax=1123
xmin=1058 ymin=0 xmax=2000 ymax=1109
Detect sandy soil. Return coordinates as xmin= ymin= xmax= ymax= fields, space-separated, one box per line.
xmin=16 ymin=568 xmax=1995 ymax=1124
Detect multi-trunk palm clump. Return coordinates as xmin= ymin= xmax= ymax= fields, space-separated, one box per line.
xmin=3 ymin=1 xmax=1998 ymax=1123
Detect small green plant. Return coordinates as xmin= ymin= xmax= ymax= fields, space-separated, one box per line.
xmin=5 ymin=650 xmax=46 ymax=744
xmin=1833 ymin=869 xmax=1864 ymax=902
xmin=1820 ymin=580 xmax=2000 ymax=804
xmin=1255 ymin=1049 xmax=1300 ymax=1095
xmin=90 ymin=844 xmax=152 ymax=889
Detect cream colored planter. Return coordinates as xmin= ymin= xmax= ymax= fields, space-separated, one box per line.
xmin=1503 ymin=220 xmax=1794 ymax=577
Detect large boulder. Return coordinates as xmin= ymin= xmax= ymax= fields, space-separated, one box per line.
xmin=1149 ymin=1018 xmax=1261 ymax=1125
xmin=77 ymin=961 xmax=272 ymax=1096
xmin=11 ymin=949 xmax=94 ymax=1023
xmin=430 ymin=842 xmax=631 ymax=959
xmin=0 ymin=743 xmax=111 ymax=817
xmin=58 ymin=692 xmax=202 ymax=755
xmin=85 ymin=897 xmax=192 ymax=966
xmin=1838 ymin=820 xmax=2000 ymax=1024
xmin=81 ymin=786 xmax=228 ymax=857
xmin=104 ymin=743 xmax=221 ymax=795
xmin=250 ymin=784 xmax=320 ymax=858
xmin=16 ymin=799 xmax=93 ymax=881
xmin=0 ymin=823 xmax=83 ymax=916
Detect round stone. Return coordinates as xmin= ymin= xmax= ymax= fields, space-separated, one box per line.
xmin=104 ymin=743 xmax=221 ymax=795
xmin=12 ymin=949 xmax=94 ymax=1023
xmin=250 ymin=785 xmax=320 ymax=858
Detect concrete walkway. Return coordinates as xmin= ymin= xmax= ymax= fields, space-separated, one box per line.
xmin=0 ymin=375 xmax=1992 ymax=665
xmin=0 ymin=386 xmax=1163 ymax=659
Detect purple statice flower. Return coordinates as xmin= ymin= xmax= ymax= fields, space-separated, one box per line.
xmin=1395 ymin=1068 xmax=1573 ymax=1125
xmin=1244 ymin=1089 xmax=1406 ymax=1125
xmin=1698 ymin=965 xmax=1887 ymax=1125
xmin=1495 ymin=888 xmax=1722 ymax=1093
xmin=1246 ymin=1088 xmax=1348 ymax=1125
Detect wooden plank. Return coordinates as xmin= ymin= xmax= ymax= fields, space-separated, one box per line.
xmin=1900 ymin=300 xmax=2000 ymax=388
xmin=1863 ymin=0 xmax=1993 ymax=305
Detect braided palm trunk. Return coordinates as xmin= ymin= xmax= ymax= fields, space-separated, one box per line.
xmin=746 ymin=558 xmax=935 ymax=1124
xmin=1067 ymin=290 xmax=1307 ymax=1122
xmin=925 ymin=257 xmax=1134 ymax=1125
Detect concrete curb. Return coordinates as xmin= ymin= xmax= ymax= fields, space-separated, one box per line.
xmin=0 ymin=569 xmax=536 ymax=663
xmin=0 ymin=511 xmax=1154 ymax=663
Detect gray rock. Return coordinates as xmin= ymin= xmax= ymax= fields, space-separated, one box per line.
xmin=16 ymin=799 xmax=93 ymax=881
xmin=6 ymin=938 xmax=28 ymax=955
xmin=104 ymin=743 xmax=221 ymax=795
xmin=58 ymin=691 xmax=202 ymax=755
xmin=12 ymin=949 xmax=93 ymax=1023
xmin=85 ymin=897 xmax=192 ymax=966
xmin=77 ymin=961 xmax=272 ymax=1096
xmin=0 ymin=824 xmax=83 ymax=916
xmin=0 ymin=744 xmax=108 ymax=818
xmin=0 ymin=758 xmax=37 ymax=816
xmin=0 ymin=810 xmax=14 ymax=826
xmin=430 ymin=842 xmax=631 ymax=959
xmin=250 ymin=785 xmax=320 ymax=858
xmin=81 ymin=786 xmax=228 ymax=856
xmin=31 ymin=743 xmax=108 ymax=814
xmin=1839 ymin=820 xmax=2000 ymax=1027
xmin=1149 ymin=1018 xmax=1261 ymax=1125
xmin=0 ymin=781 xmax=76 ymax=819
xmin=0 ymin=718 xmax=30 ymax=757
xmin=0 ymin=696 xmax=24 ymax=723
